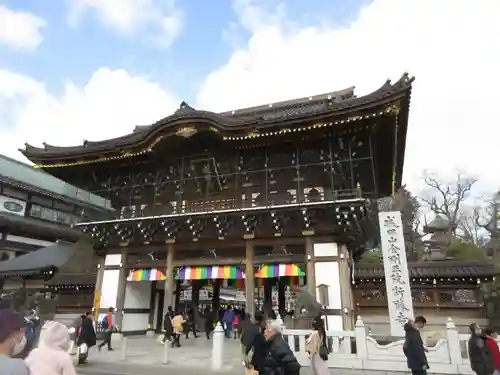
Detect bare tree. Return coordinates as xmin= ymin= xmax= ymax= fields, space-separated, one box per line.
xmin=420 ymin=172 xmax=478 ymax=234
xmin=458 ymin=205 xmax=488 ymax=247
xmin=477 ymin=191 xmax=500 ymax=259
xmin=392 ymin=185 xmax=424 ymax=258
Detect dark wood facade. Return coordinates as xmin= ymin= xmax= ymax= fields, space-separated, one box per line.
xmin=20 ymin=74 xmax=415 ymax=259
xmin=18 ymin=72 xmax=497 ymax=323
xmin=353 ymin=260 xmax=495 ymax=317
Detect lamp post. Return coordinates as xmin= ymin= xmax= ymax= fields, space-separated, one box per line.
xmin=317 ymin=284 xmax=329 ymax=331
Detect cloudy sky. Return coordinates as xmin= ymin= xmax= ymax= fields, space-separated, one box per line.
xmin=0 ymin=0 xmax=499 ymax=194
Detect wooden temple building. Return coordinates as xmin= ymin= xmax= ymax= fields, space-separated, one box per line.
xmin=0 ymin=154 xmax=112 ymax=314
xmin=19 ymin=73 xmax=495 ymax=334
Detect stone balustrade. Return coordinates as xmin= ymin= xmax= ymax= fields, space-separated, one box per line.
xmin=277 ymin=316 xmax=477 ymax=374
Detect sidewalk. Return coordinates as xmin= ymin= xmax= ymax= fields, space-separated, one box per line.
xmin=80 ymin=334 xmax=242 ymax=372
xmin=77 ymin=361 xmax=236 ymax=375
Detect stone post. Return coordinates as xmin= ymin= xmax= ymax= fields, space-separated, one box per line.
xmin=354 ymin=316 xmax=367 ymax=360
xmin=445 ymin=318 xmax=462 ymax=365
xmin=211 ymin=322 xmax=224 ymax=370
xmin=276 ymin=313 xmax=284 ymax=327
xmin=120 ymin=337 xmax=128 ymax=362
xmin=162 ymin=340 xmax=169 ymax=365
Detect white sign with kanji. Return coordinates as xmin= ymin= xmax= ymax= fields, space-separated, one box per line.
xmin=379 ymin=211 xmax=414 ymax=336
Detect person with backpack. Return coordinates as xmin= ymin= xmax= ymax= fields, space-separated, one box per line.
xmin=98 ymin=307 xmax=115 ymax=352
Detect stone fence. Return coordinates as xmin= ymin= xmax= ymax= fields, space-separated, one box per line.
xmin=71 ymin=315 xmax=478 ymax=374
xmin=276 ymin=316 xmax=475 ymax=374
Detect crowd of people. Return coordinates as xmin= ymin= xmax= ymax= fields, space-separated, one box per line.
xmin=5 ymin=302 xmax=500 ymax=375
xmin=403 ymin=316 xmax=500 ymax=375
xmin=0 ymin=309 xmax=79 ymax=375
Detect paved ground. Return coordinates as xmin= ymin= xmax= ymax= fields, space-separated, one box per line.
xmin=80 ymin=334 xmax=243 ymax=371
xmin=77 ymin=362 xmax=235 ymax=375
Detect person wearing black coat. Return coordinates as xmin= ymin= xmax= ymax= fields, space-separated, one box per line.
xmin=245 ymin=312 xmax=268 ymax=372
xmin=203 ymin=307 xmax=213 ymax=340
xmin=77 ymin=313 xmax=97 ymax=348
xmin=468 ymin=323 xmax=494 ymax=375
xmin=259 ymin=319 xmax=300 ymax=375
xmin=184 ymin=308 xmax=197 ymax=338
xmin=161 ymin=306 xmax=174 ymax=344
xmin=76 ymin=312 xmax=97 ymax=363
xmin=403 ymin=316 xmax=429 ymax=375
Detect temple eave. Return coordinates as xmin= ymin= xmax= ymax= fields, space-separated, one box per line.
xmin=21 ymin=74 xmax=413 ymax=168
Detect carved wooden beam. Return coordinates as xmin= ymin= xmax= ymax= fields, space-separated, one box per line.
xmin=105 ymin=235 xmax=336 ymax=254
xmin=128 ymin=254 xmax=306 ymax=268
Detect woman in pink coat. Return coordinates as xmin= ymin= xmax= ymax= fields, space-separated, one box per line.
xmin=25 ymin=321 xmax=77 ymax=375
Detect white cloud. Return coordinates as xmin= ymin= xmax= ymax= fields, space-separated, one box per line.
xmin=0 ymin=5 xmax=46 ymax=52
xmin=197 ymin=0 xmax=500 ymax=193
xmin=0 ymin=68 xmax=179 ymax=161
xmin=1 ymin=0 xmax=499 ymax=196
xmin=68 ymin=0 xmax=183 ymax=47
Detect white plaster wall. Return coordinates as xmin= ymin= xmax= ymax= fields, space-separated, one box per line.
xmin=326 ymin=315 xmax=343 ymax=331
xmin=315 ymin=261 xmax=342 ymax=310
xmin=314 ymin=242 xmax=343 ymax=331
xmin=100 ymin=269 xmax=120 ymax=310
xmin=313 ymin=242 xmax=338 ymax=257
xmin=124 ymin=281 xmax=151 ymax=309
xmin=123 ymin=313 xmax=149 ymax=332
xmin=105 ymin=254 xmax=122 ymax=266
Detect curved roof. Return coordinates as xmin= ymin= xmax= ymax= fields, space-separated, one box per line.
xmin=355 ymin=259 xmax=497 ymax=279
xmin=20 ymin=73 xmax=414 ymax=164
xmin=0 ymin=241 xmax=75 ymax=277
xmin=0 ymin=212 xmax=83 ymax=241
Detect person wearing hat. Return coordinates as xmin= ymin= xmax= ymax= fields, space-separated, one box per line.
xmin=0 ymin=309 xmax=30 ymax=375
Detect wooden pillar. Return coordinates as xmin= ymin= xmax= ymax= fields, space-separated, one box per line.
xmin=263 ymin=279 xmax=273 ymax=316
xmin=164 ymin=244 xmax=175 ymax=311
xmin=338 ymin=244 xmax=354 ymax=330
xmin=212 ymin=279 xmax=221 ymax=316
xmin=305 ymin=237 xmax=316 ymax=297
xmin=245 ymin=241 xmax=255 ymax=317
xmin=115 ymin=249 xmax=128 ymax=329
xmin=174 ymin=279 xmax=181 ymax=311
xmin=148 ymin=281 xmax=157 ymax=330
xmin=278 ymin=279 xmax=286 ymax=317
xmin=93 ymin=256 xmax=105 ymax=321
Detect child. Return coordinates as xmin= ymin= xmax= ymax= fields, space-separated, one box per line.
xmin=25 ymin=321 xmax=77 ymax=375
xmin=233 ymin=313 xmax=241 ymax=339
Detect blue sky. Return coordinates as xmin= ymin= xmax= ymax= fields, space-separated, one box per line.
xmin=0 ymin=0 xmax=371 ymax=100
xmin=0 ymin=0 xmax=499 ymax=193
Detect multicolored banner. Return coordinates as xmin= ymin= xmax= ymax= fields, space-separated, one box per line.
xmin=127 ymin=268 xmax=166 ymax=281
xmin=255 ymin=264 xmax=305 ymax=278
xmin=175 ymin=265 xmax=245 ymax=280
